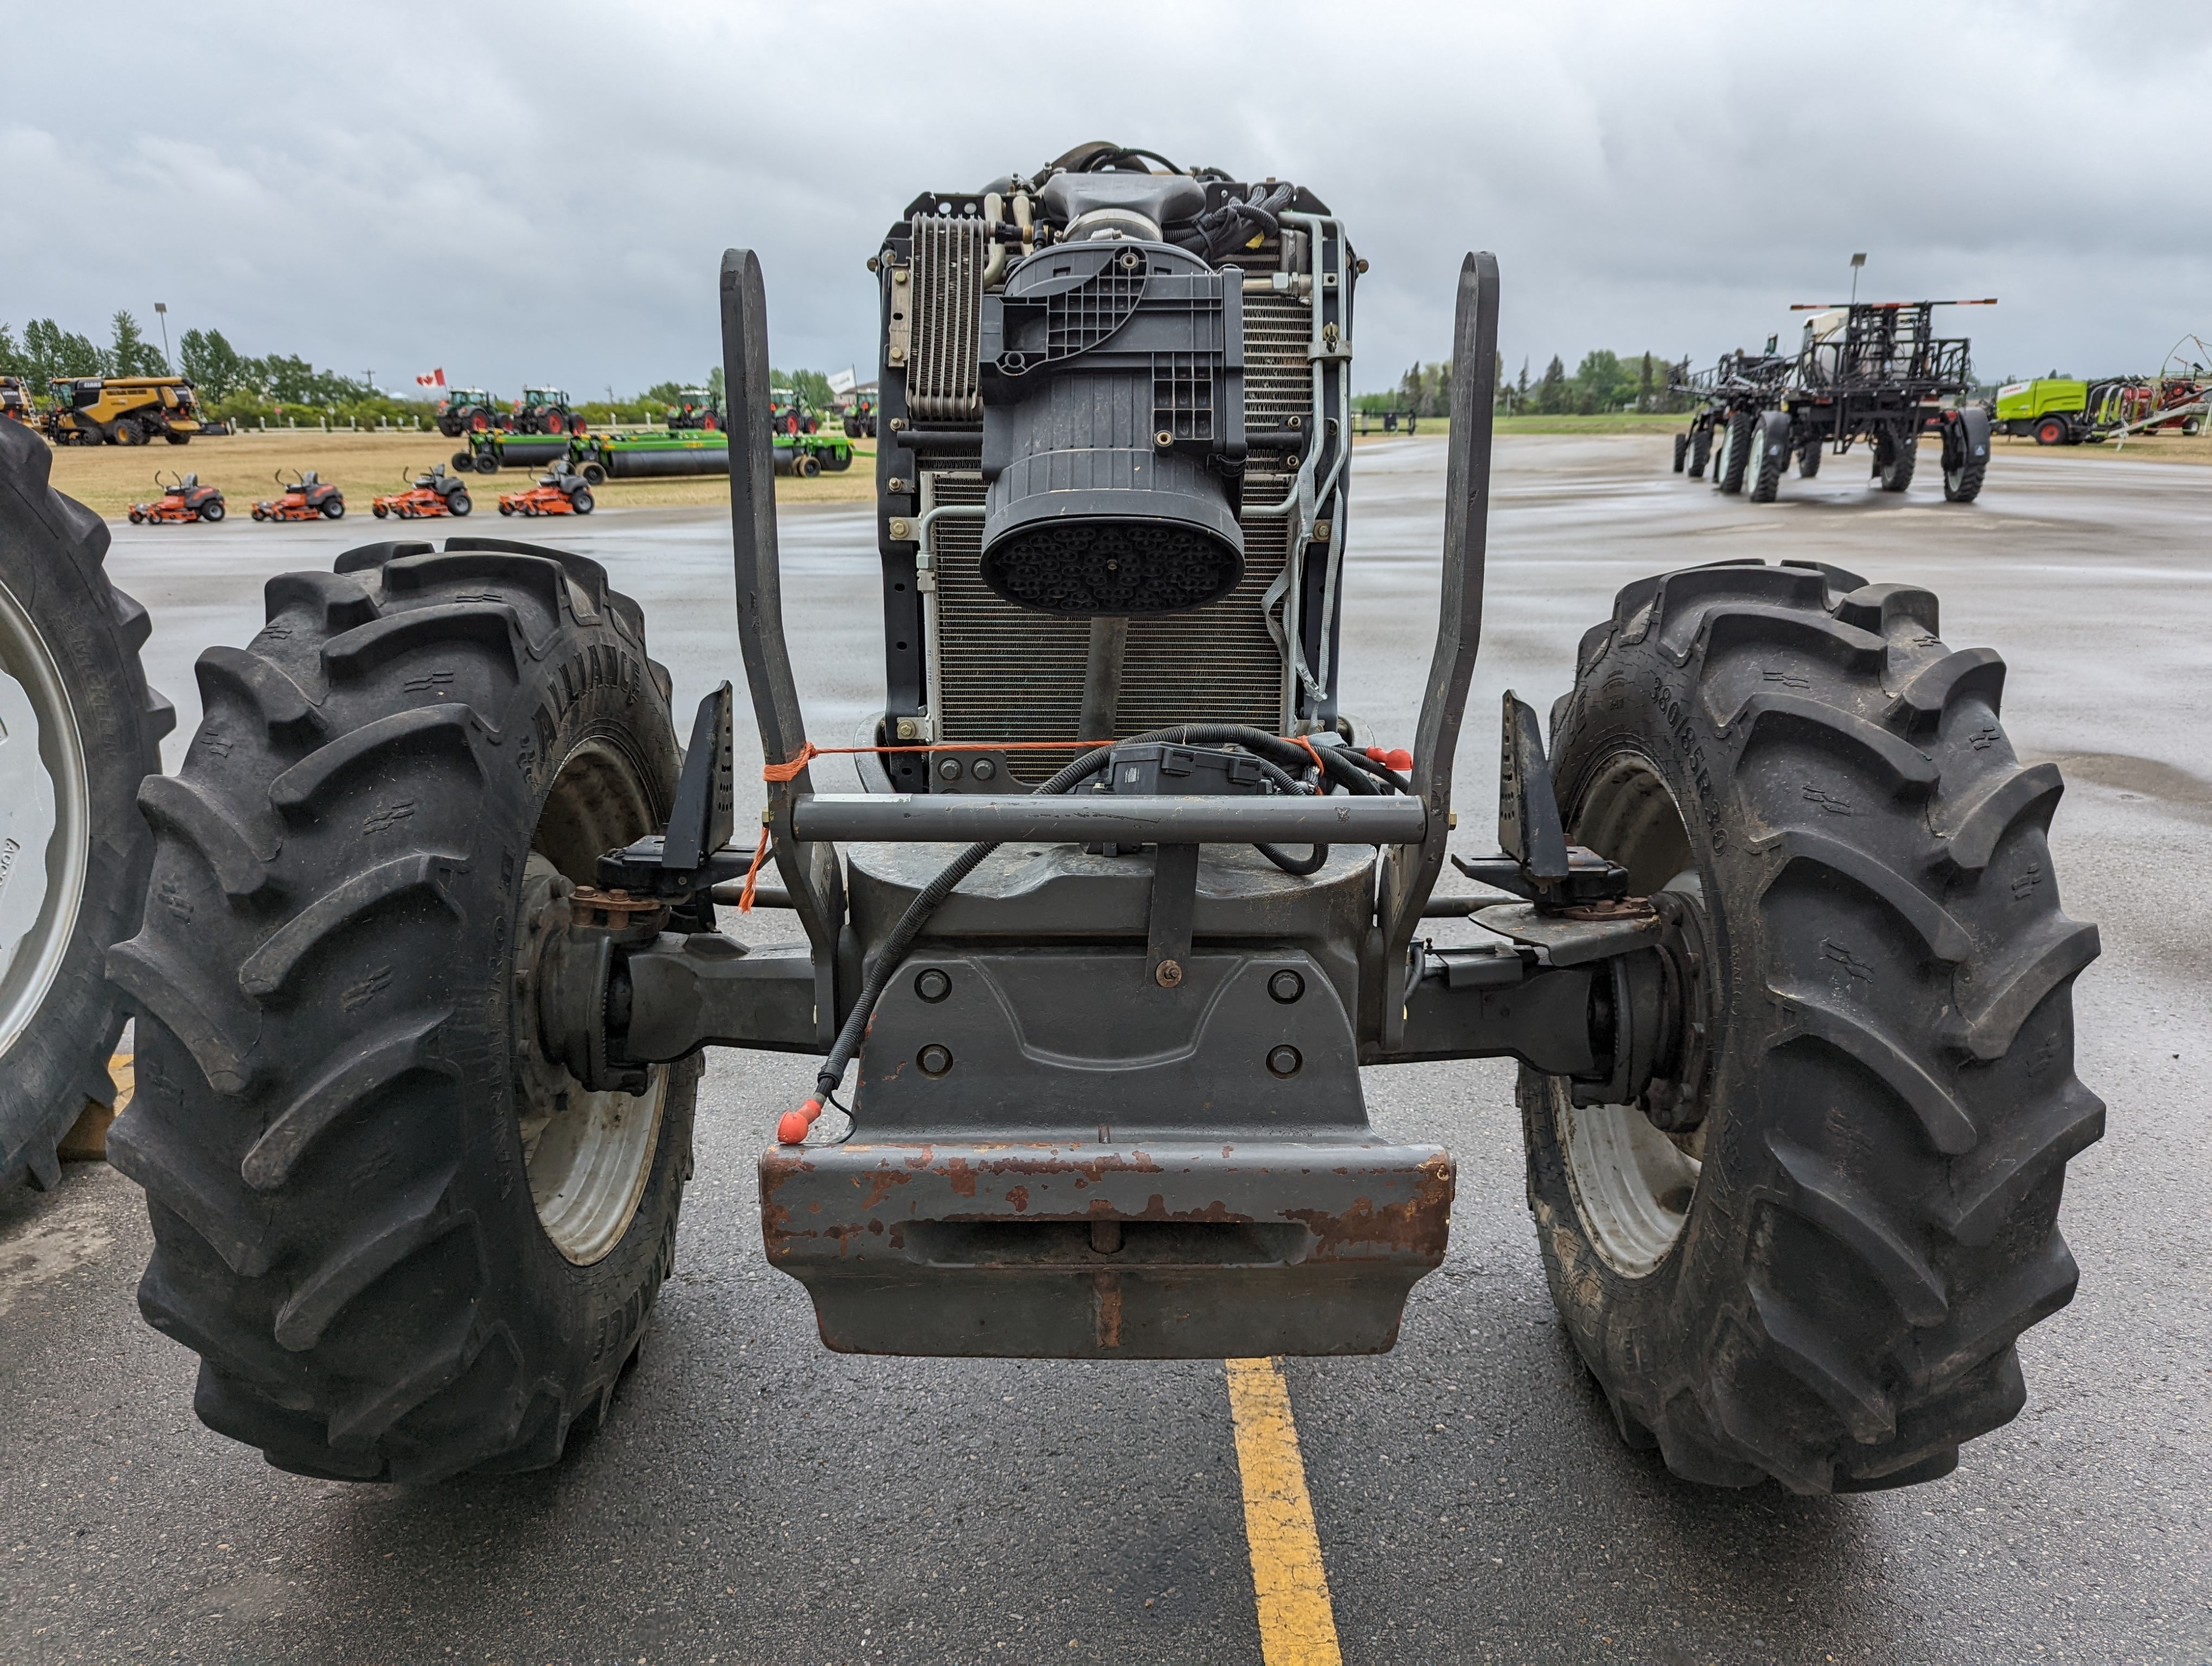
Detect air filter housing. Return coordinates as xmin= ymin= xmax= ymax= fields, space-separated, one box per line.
xmin=979 ymin=240 xmax=1245 ymax=615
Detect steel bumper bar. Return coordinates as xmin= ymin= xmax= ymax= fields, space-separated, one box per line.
xmin=760 ymin=1138 xmax=1453 ymax=1358
xmin=790 ymin=792 xmax=1427 ymax=845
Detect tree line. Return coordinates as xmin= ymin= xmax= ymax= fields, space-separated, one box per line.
xmin=1 ymin=314 xmax=849 ymax=429
xmin=1 ymin=312 xmax=172 ymax=383
xmin=1357 ymin=351 xmax=1696 ymax=418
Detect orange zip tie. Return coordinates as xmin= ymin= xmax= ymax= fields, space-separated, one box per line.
xmin=735 ymin=836 xmax=772 ymax=912
xmin=761 ymin=738 xmax=1120 ymax=780
xmin=760 ymin=742 xmax=821 ymax=783
xmin=1290 ymin=734 xmax=1328 ymax=780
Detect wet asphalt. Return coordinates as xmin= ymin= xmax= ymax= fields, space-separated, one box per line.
xmin=3 ymin=434 xmax=2207 ymax=1665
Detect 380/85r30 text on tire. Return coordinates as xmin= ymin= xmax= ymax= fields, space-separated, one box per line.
xmin=1525 ymin=557 xmax=2102 ymax=1493
xmin=107 ymin=536 xmax=698 ymax=1482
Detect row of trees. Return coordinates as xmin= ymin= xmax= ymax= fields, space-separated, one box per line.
xmin=0 ymin=312 xmax=171 ymax=384
xmin=0 ymin=312 xmax=423 ymax=424
xmin=6 ymin=312 xmax=847 ymax=430
xmin=1512 ymin=350 xmax=1695 ymax=416
xmin=1357 ymin=351 xmax=1699 ymax=418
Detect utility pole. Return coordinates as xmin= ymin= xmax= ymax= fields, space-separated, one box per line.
xmin=153 ymin=301 xmax=171 ymax=370
xmin=1848 ymin=252 xmax=1866 ymax=308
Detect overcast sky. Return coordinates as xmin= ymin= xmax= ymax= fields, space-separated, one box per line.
xmin=9 ymin=3 xmax=2208 ymax=397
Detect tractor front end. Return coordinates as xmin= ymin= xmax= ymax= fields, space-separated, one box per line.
xmin=113 ymin=143 xmax=2102 ymax=1496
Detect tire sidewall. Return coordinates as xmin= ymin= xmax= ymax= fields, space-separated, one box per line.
xmin=1524 ymin=635 xmax=1754 ymax=1453
xmin=0 ymin=426 xmax=159 ymax=1183
xmin=446 ymin=622 xmax=694 ymax=1413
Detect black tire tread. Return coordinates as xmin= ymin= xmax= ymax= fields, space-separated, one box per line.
xmin=110 ymin=539 xmax=689 ymax=1482
xmin=1944 ymin=460 xmax=1988 ymax=504
xmin=1528 ymin=560 xmax=2101 ymax=1493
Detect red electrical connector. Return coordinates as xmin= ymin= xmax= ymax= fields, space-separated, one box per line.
xmin=1365 ymin=746 xmax=1414 ymax=772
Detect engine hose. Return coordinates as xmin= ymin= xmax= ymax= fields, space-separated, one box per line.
xmin=1253 ymin=842 xmax=1330 ymax=876
xmin=776 ymin=725 xmax=1407 ymax=1143
xmin=1331 ymin=746 xmax=1414 ymax=792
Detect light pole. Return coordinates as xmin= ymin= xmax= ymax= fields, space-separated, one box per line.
xmin=153 ymin=301 xmax=171 ymax=370
xmin=1848 ymin=253 xmax=1866 ymax=308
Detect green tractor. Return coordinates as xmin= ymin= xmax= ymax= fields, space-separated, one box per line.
xmin=768 ymin=386 xmax=820 ymax=434
xmin=666 ymin=388 xmax=723 ymax=432
xmin=513 ymin=387 xmax=584 ymax=437
xmin=434 ymin=388 xmax=507 ymax=438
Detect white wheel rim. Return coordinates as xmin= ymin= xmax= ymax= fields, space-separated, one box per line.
xmin=0 ymin=574 xmax=90 ymax=1063
xmin=1559 ymin=1087 xmax=1701 ymax=1277
xmin=1557 ymin=751 xmax=1706 ymax=1278
xmin=512 ymin=852 xmax=666 ymax=1265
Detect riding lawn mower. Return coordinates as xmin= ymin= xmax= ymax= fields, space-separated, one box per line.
xmin=105 ymin=141 xmax=2101 ymax=1497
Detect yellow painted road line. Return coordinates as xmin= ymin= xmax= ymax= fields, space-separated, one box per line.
xmin=1226 ymin=1357 xmax=1343 ymax=1666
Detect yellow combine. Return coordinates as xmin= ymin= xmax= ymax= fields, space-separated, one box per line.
xmin=44 ymin=375 xmax=205 ymax=446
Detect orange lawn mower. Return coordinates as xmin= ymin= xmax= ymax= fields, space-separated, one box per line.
xmin=370 ymin=464 xmax=475 ymax=519
xmin=497 ymin=463 xmax=595 ymax=517
xmin=250 ymin=468 xmax=345 ymax=522
xmin=126 ymin=471 xmax=226 ymax=525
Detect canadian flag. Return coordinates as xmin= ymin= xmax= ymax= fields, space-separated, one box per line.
xmin=415 ymin=368 xmax=446 ymax=389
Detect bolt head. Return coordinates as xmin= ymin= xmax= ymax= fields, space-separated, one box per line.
xmin=937 ymin=756 xmax=963 ymax=781
xmin=1154 ymin=959 xmax=1183 ymax=988
xmin=1268 ymin=969 xmax=1305 ymax=1004
xmin=972 ymin=757 xmax=995 ymax=781
xmin=1266 ymin=1045 xmax=1303 ymax=1078
xmin=915 ymin=968 xmax=951 ymax=1003
xmin=918 ymin=1044 xmax=953 ymax=1077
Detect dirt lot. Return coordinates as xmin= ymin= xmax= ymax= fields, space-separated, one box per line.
xmin=33 ymin=425 xmax=875 ymax=517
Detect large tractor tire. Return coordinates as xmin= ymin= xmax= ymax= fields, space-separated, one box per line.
xmin=1797 ymin=438 xmax=1822 ymax=479
xmin=1746 ymin=412 xmax=1789 ymax=503
xmin=1526 ymin=557 xmax=2102 ymax=1493
xmin=107 ymin=536 xmax=700 ymax=1482
xmin=1714 ymin=411 xmax=1753 ymax=495
xmin=1941 ymin=409 xmax=1992 ymax=505
xmin=0 ymin=417 xmax=173 ymax=1191
xmin=1687 ymin=426 xmax=1712 ymax=480
xmin=1876 ymin=425 xmax=1919 ymax=493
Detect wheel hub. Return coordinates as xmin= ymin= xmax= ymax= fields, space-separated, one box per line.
xmin=1639 ymin=876 xmax=1714 ymax=1134
xmin=511 ymin=853 xmax=666 ymax=1266
xmin=1555 ymin=756 xmax=1716 ymax=1275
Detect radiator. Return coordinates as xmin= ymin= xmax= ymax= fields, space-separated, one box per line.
xmin=921 ymin=258 xmax=1313 ymax=783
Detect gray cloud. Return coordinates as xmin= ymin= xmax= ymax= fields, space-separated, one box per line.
xmin=7 ymin=2 xmax=2207 ymax=394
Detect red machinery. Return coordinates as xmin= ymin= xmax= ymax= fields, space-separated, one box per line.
xmin=370 ymin=464 xmax=475 ymax=519
xmin=497 ymin=464 xmax=595 ymax=517
xmin=250 ymin=469 xmax=346 ymax=522
xmin=126 ymin=472 xmax=226 ymax=525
